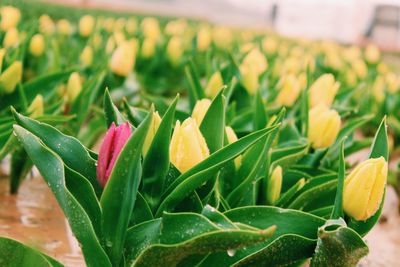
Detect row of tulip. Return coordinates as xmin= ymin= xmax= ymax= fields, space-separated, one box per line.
xmin=0 ymin=2 xmax=394 ymax=266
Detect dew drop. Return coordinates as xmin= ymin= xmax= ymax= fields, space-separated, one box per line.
xmin=227 ymin=249 xmax=236 ymax=257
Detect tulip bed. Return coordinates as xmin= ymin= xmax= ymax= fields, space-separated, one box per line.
xmin=0 ymin=1 xmax=397 ymax=267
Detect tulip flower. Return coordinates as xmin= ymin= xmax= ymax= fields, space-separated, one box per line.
xmin=385 ymin=72 xmax=399 ymax=93
xmin=352 ymin=59 xmax=368 ymax=79
xmin=365 ymin=44 xmax=380 ymax=64
xmin=166 ymin=36 xmax=183 ymax=66
xmin=242 ymin=48 xmax=268 ymax=75
xmin=0 ymin=48 xmax=5 ymax=71
xmin=205 ymin=71 xmax=224 ymax=98
xmin=309 ymin=74 xmax=340 ymax=108
xmin=0 ymin=6 xmax=21 ymax=31
xmin=3 ymin=28 xmax=19 ymax=48
xmin=110 ymin=41 xmax=136 ymax=77
xmin=192 ymin=99 xmax=211 ymax=125
xmin=212 ymin=26 xmax=232 ymax=49
xmin=343 ymin=157 xmax=388 ymax=221
xmin=225 ymin=126 xmax=241 ymax=169
xmin=142 ymin=112 xmax=162 ymax=155
xmin=57 ymin=19 xmax=72 ymax=35
xmin=267 ymin=166 xmax=282 ymax=205
xmin=125 ymin=18 xmax=137 ymax=34
xmin=80 ymin=46 xmax=93 ymax=67
xmin=79 ymin=15 xmax=95 ymax=37
xmin=141 ymin=38 xmax=156 ymax=58
xmin=262 ymin=37 xmax=278 ymax=55
xmin=66 ymin=72 xmax=82 ymax=103
xmin=275 ymin=74 xmax=302 ymax=107
xmin=308 ymin=104 xmax=341 ymax=149
xmin=239 ymin=64 xmax=259 ymax=96
xmin=97 ymin=122 xmax=132 ymax=187
xmin=29 ymin=34 xmax=45 ymax=57
xmin=197 ymin=25 xmax=211 ymax=52
xmin=170 ymin=118 xmax=210 ymax=173
xmin=0 ymin=61 xmax=22 ymax=94
xmin=372 ymin=76 xmax=385 ymax=103
xmin=28 ymin=95 xmax=44 ymax=118
xmin=39 ymin=14 xmax=55 ymax=34
xmin=141 ymin=17 xmax=160 ymax=40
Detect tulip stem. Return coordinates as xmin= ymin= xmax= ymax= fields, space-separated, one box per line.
xmin=331 ymin=138 xmax=346 ymax=219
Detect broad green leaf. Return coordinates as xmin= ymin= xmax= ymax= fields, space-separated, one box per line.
xmin=185 ymin=59 xmax=206 ymax=108
xmin=130 ymin=192 xmax=154 ymax=226
xmin=253 ymin=90 xmax=267 ymax=131
xmin=103 ymin=88 xmax=126 ymax=127
xmin=271 ymin=140 xmax=309 ymax=168
xmin=331 ymin=138 xmax=346 ymax=219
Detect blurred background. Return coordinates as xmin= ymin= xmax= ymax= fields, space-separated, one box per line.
xmin=46 ymin=0 xmax=400 ymax=51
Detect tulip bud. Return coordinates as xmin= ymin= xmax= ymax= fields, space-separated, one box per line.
xmin=345 ymin=69 xmax=357 ymax=87
xmin=113 ymin=31 xmax=126 ymax=46
xmin=125 ymin=18 xmax=137 ymax=34
xmin=197 ymin=25 xmax=211 ymax=52
xmin=0 ymin=6 xmax=21 ymax=31
xmin=57 ymin=19 xmax=72 ymax=35
xmin=29 ymin=34 xmax=45 ymax=57
xmin=66 ymin=72 xmax=82 ymax=103
xmin=385 ymin=72 xmax=399 ymax=94
xmin=114 ymin=18 xmax=126 ymax=32
xmin=110 ymin=41 xmax=135 ymax=77
xmin=79 ymin=15 xmax=95 ymax=37
xmin=309 ymin=74 xmax=340 ymax=108
xmin=170 ymin=118 xmax=210 ymax=173
xmin=39 ymin=15 xmax=55 ymax=34
xmin=97 ymin=122 xmax=132 ymax=187
xmin=308 ymin=104 xmax=341 ymax=149
xmin=352 ymin=59 xmax=368 ymax=78
xmin=28 ymin=94 xmax=44 ymax=118
xmin=275 ymin=74 xmax=302 ymax=107
xmin=80 ymin=45 xmax=93 ymax=67
xmin=143 ymin=112 xmax=162 ymax=155
xmin=0 ymin=48 xmax=5 ymax=71
xmin=141 ymin=17 xmax=160 ymax=40
xmin=267 ymin=166 xmax=282 ymax=205
xmin=372 ymin=76 xmax=385 ymax=103
xmin=192 ymin=99 xmax=211 ymax=125
xmin=106 ymin=37 xmax=115 ymax=54
xmin=0 ymin=61 xmax=22 ymax=94
xmin=212 ymin=26 xmax=232 ymax=49
xmin=239 ymin=64 xmax=259 ymax=95
xmin=365 ymin=44 xmax=380 ymax=64
xmin=242 ymin=48 xmax=268 ymax=75
xmin=103 ymin=17 xmax=115 ymax=33
xmin=343 ymin=157 xmax=388 ymax=221
xmin=225 ymin=126 xmax=241 ymax=169
xmin=166 ymin=36 xmax=183 ymax=66
xmin=377 ymin=63 xmax=389 ymax=74
xmin=3 ymin=28 xmax=19 ymax=48
xmin=205 ymin=71 xmax=224 ymax=98
xmin=141 ymin=38 xmax=156 ymax=58
xmin=262 ymin=37 xmax=278 ymax=55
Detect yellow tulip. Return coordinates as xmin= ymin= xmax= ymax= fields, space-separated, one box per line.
xmin=141 ymin=17 xmax=160 ymax=40
xmin=212 ymin=26 xmax=232 ymax=49
xmin=205 ymin=71 xmax=224 ymax=98
xmin=110 ymin=41 xmax=135 ymax=77
xmin=377 ymin=63 xmax=389 ymax=74
xmin=28 ymin=95 xmax=44 ymax=118
xmin=79 ymin=15 xmax=95 ymax=37
xmin=242 ymin=48 xmax=268 ymax=75
xmin=275 ymin=74 xmax=302 ymax=107
xmin=80 ymin=46 xmax=93 ymax=67
xmin=343 ymin=157 xmax=387 ymax=221
xmin=372 ymin=76 xmax=385 ymax=103
xmin=352 ymin=59 xmax=368 ymax=78
xmin=3 ymin=28 xmax=19 ymax=48
xmin=0 ymin=48 xmax=5 ymax=71
xmin=239 ymin=64 xmax=259 ymax=95
xmin=66 ymin=72 xmax=82 ymax=103
xmin=29 ymin=34 xmax=45 ymax=57
xmin=262 ymin=37 xmax=278 ymax=55
xmin=113 ymin=31 xmax=126 ymax=46
xmin=0 ymin=6 xmax=21 ymax=31
xmin=103 ymin=17 xmax=115 ymax=33
xmin=365 ymin=44 xmax=380 ymax=64
xmin=114 ymin=18 xmax=126 ymax=32
xmin=165 ymin=19 xmax=187 ymax=36
xmin=0 ymin=61 xmax=22 ymax=94
xmin=345 ymin=69 xmax=358 ymax=87
xmin=39 ymin=15 xmax=55 ymax=34
xmin=125 ymin=18 xmax=137 ymax=34
xmin=225 ymin=126 xmax=241 ymax=169
xmin=192 ymin=99 xmax=211 ymax=125
xmin=267 ymin=165 xmax=282 ymax=205
xmin=197 ymin=25 xmax=211 ymax=52
xmin=309 ymin=74 xmax=340 ymax=108
xmin=166 ymin=36 xmax=183 ymax=66
xmin=141 ymin=38 xmax=156 ymax=58
xmin=308 ymin=104 xmax=341 ymax=149
xmin=143 ymin=112 xmax=162 ymax=155
xmin=57 ymin=19 xmax=72 ymax=35
xmin=325 ymin=51 xmax=343 ymax=70
xmin=170 ymin=118 xmax=210 ymax=173
xmin=106 ymin=37 xmax=115 ymax=54
xmin=385 ymin=73 xmax=399 ymax=94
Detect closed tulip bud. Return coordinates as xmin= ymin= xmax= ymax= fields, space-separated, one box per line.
xmin=110 ymin=41 xmax=135 ymax=77
xmin=0 ymin=6 xmax=21 ymax=31
xmin=106 ymin=37 xmax=115 ymax=54
xmin=39 ymin=15 xmax=55 ymax=34
xmin=103 ymin=17 xmax=115 ymax=33
xmin=275 ymin=74 xmax=302 ymax=107
xmin=205 ymin=71 xmax=224 ymax=98
xmin=192 ymin=99 xmax=211 ymax=125
xmin=113 ymin=31 xmax=126 ymax=46
xmin=242 ymin=48 xmax=268 ymax=75
xmin=197 ymin=25 xmax=211 ymax=52
xmin=141 ymin=17 xmax=160 ymax=40
xmin=97 ymin=122 xmax=132 ymax=187
xmin=142 ymin=112 xmax=162 ymax=155
xmin=79 ymin=15 xmax=95 ymax=37
xmin=0 ymin=48 xmax=5 ymax=71
xmin=308 ymin=104 xmax=341 ymax=149
xmin=141 ymin=38 xmax=156 ymax=58
xmin=262 ymin=37 xmax=278 ymax=55
xmin=239 ymin=64 xmax=259 ymax=95
xmin=309 ymin=74 xmax=340 ymax=108
xmin=325 ymin=52 xmax=343 ymax=70
xmin=125 ymin=18 xmax=137 ymax=34
xmin=57 ymin=19 xmax=72 ymax=35
xmin=225 ymin=126 xmax=241 ymax=169
xmin=377 ymin=63 xmax=389 ymax=74
xmin=267 ymin=166 xmax=282 ymax=205
xmin=352 ymin=59 xmax=368 ymax=78
xmin=3 ymin=28 xmax=19 ymax=48
xmin=80 ymin=45 xmax=93 ymax=67
xmin=28 ymin=94 xmax=44 ymax=118
xmin=212 ymin=26 xmax=232 ymax=49
xmin=385 ymin=73 xmax=399 ymax=93
xmin=114 ymin=18 xmax=126 ymax=32
xmin=365 ymin=44 xmax=380 ymax=64
xmin=66 ymin=72 xmax=82 ymax=103
xmin=0 ymin=61 xmax=22 ymax=94
xmin=29 ymin=34 xmax=45 ymax=57
xmin=343 ymin=157 xmax=388 ymax=221
xmin=166 ymin=36 xmax=183 ymax=66
xmin=170 ymin=118 xmax=210 ymax=173
xmin=345 ymin=69 xmax=358 ymax=87
xmin=372 ymin=76 xmax=385 ymax=103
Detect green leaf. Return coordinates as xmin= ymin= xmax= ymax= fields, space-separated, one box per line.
xmin=103 ymin=88 xmax=126 ymax=127
xmin=253 ymin=90 xmax=267 ymax=131
xmin=130 ymin=192 xmax=154 ymax=226
xmin=185 ymin=59 xmax=206 ymax=108
xmin=100 ymin=110 xmax=153 ymax=265
xmin=331 ymin=138 xmax=346 ymax=219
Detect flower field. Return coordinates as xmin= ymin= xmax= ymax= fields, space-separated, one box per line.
xmin=0 ymin=1 xmax=399 ymax=266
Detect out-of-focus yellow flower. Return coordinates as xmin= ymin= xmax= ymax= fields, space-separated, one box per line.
xmin=39 ymin=15 xmax=55 ymax=34
xmin=262 ymin=37 xmax=278 ymax=55
xmin=0 ymin=49 xmax=5 ymax=71
xmin=372 ymin=75 xmax=385 ymax=103
xmin=242 ymin=48 xmax=268 ymax=75
xmin=239 ymin=64 xmax=259 ymax=95
xmin=91 ymin=33 xmax=102 ymax=49
xmin=212 ymin=26 xmax=232 ymax=49
xmin=166 ymin=36 xmax=183 ymax=66
xmin=275 ymin=74 xmax=302 ymax=107
xmin=385 ymin=72 xmax=399 ymax=93
xmin=143 ymin=112 xmax=162 ymax=155
xmin=267 ymin=165 xmax=282 ymax=205
xmin=106 ymin=37 xmax=115 ymax=54
xmin=79 ymin=15 xmax=95 ymax=37
xmin=325 ymin=51 xmax=343 ymax=70
xmin=3 ymin=28 xmax=19 ymax=48
xmin=113 ymin=31 xmax=126 ymax=46
xmin=125 ymin=18 xmax=137 ymax=34
xmin=377 ymin=63 xmax=389 ymax=74
xmin=352 ymin=58 xmax=368 ymax=78
xmin=345 ymin=69 xmax=358 ymax=87
xmin=109 ymin=41 xmax=135 ymax=77
xmin=28 ymin=94 xmax=44 ymax=118
xmin=103 ymin=17 xmax=115 ymax=33
xmin=225 ymin=126 xmax=241 ymax=169
xmin=192 ymin=99 xmax=211 ymax=125
xmin=205 ymin=71 xmax=224 ymax=98
xmin=29 ymin=34 xmax=45 ymax=57
xmin=308 ymin=104 xmax=341 ymax=149
xmin=141 ymin=17 xmax=160 ymax=40
xmin=170 ymin=118 xmax=210 ymax=173
xmin=281 ymin=57 xmax=301 ymax=75
xmin=0 ymin=6 xmax=20 ymax=31
xmin=343 ymin=46 xmax=361 ymax=62
xmin=80 ymin=45 xmax=93 ymax=67
xmin=197 ymin=25 xmax=211 ymax=52
xmin=165 ymin=19 xmax=187 ymax=36
xmin=309 ymin=73 xmax=340 ymax=108
xmin=0 ymin=61 xmax=22 ymax=94
xmin=66 ymin=72 xmax=82 ymax=103
xmin=343 ymin=157 xmax=387 ymax=221
xmin=141 ymin=38 xmax=156 ymax=58
xmin=57 ymin=19 xmax=72 ymax=35
xmin=114 ymin=18 xmax=126 ymax=32
xmin=365 ymin=43 xmax=380 ymax=64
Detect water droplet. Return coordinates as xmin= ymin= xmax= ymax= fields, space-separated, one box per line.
xmin=227 ymin=249 xmax=236 ymax=257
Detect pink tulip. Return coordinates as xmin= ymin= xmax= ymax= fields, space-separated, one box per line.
xmin=96 ymin=122 xmax=132 ymax=187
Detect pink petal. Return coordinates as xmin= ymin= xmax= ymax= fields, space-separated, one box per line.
xmin=96 ymin=122 xmax=116 ymax=187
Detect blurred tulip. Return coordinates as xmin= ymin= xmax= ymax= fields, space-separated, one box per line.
xmin=192 ymin=99 xmax=211 ymax=125
xmin=110 ymin=41 xmax=135 ymax=77
xmin=267 ymin=165 xmax=282 ymax=205
xmin=79 ymin=15 xmax=95 ymax=37
xmin=141 ymin=38 xmax=156 ymax=58
xmin=106 ymin=37 xmax=115 ymax=54
xmin=0 ymin=61 xmax=22 ymax=94
xmin=0 ymin=6 xmax=21 ymax=31
xmin=0 ymin=48 xmax=5 ymax=71
xmin=262 ymin=37 xmax=278 ymax=54
xmin=309 ymin=74 xmax=339 ymax=108
xmin=308 ymin=104 xmax=341 ymax=149
xmin=39 ymin=14 xmax=55 ymax=34
xmin=29 ymin=34 xmax=45 ymax=57
xmin=97 ymin=122 xmax=132 ymax=187
xmin=365 ymin=44 xmax=380 ymax=64
xmin=57 ymin=19 xmax=72 ymax=35
xmin=212 ymin=26 xmax=232 ymax=49
xmin=113 ymin=31 xmax=126 ymax=45
xmin=242 ymin=48 xmax=268 ymax=75
xmin=343 ymin=157 xmax=387 ymax=221
xmin=275 ymin=74 xmax=301 ymax=106
xmin=28 ymin=95 xmax=44 ymax=118
xmin=225 ymin=126 xmax=241 ymax=169
xmin=352 ymin=59 xmax=368 ymax=78
xmin=3 ymin=28 xmax=19 ymax=48
xmin=141 ymin=17 xmax=160 ymax=40
xmin=239 ymin=64 xmax=259 ymax=95
xmin=205 ymin=71 xmax=224 ymax=98
xmin=80 ymin=45 xmax=93 ymax=66
xmin=66 ymin=72 xmax=82 ymax=103
xmin=385 ymin=72 xmax=399 ymax=93
xmin=197 ymin=25 xmax=211 ymax=52
xmin=125 ymin=18 xmax=137 ymax=34
xmin=170 ymin=118 xmax=210 ymax=173
xmin=166 ymin=36 xmax=183 ymax=66
xmin=372 ymin=76 xmax=385 ymax=103
xmin=143 ymin=112 xmax=162 ymax=155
